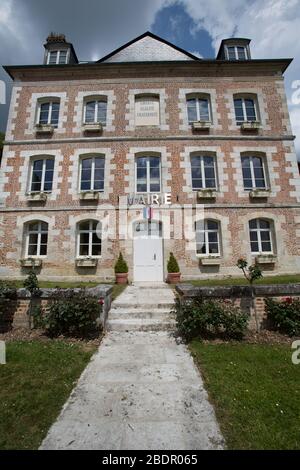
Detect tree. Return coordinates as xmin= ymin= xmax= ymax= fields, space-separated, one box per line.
xmin=237 ymin=258 xmax=263 ymax=332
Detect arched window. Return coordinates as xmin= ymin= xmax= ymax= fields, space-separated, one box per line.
xmin=234 ymin=94 xmax=258 ymax=125
xmin=186 ymin=94 xmax=211 ymax=123
xmin=241 ymin=154 xmax=267 ymax=190
xmin=80 ymin=155 xmax=105 ymax=192
xmin=84 ymin=98 xmax=107 ymax=125
xmin=249 ymin=219 xmax=273 ymax=254
xmin=25 ymin=221 xmax=48 ymax=257
xmin=135 ymin=155 xmax=161 ymax=193
xmin=195 ymin=219 xmax=220 ymax=256
xmin=29 ymin=156 xmax=54 ymax=193
xmin=77 ymin=220 xmax=101 ymax=257
xmin=191 ymin=153 xmax=217 ymax=190
xmin=37 ymin=99 xmax=60 ymax=127
xmin=134 ymin=94 xmax=160 ymax=126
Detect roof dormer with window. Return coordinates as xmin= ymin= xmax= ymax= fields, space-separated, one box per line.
xmin=216 ymin=38 xmax=251 ymax=61
xmin=43 ymin=32 xmax=78 ymax=65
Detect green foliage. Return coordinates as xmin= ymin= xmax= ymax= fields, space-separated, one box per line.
xmin=23 ymin=270 xmax=40 ymax=297
xmin=167 ymin=252 xmax=180 ymax=273
xmin=173 ymin=295 xmax=248 ymax=341
xmin=265 ymin=297 xmax=300 ymax=336
xmin=41 ymin=289 xmax=101 ymax=337
xmin=0 ymin=281 xmax=17 ymax=316
xmin=237 ymin=258 xmax=262 ymax=284
xmin=114 ymin=252 xmax=128 ymax=273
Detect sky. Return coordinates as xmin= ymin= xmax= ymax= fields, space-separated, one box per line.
xmin=0 ymin=0 xmax=299 ymax=158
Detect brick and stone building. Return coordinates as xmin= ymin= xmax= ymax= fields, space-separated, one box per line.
xmin=0 ymin=32 xmax=299 ymax=282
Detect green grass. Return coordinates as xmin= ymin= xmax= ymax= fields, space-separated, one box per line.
xmin=190 ymin=341 xmax=300 ymax=449
xmin=0 ymin=340 xmax=96 ymax=450
xmin=185 ymin=274 xmax=300 ymax=287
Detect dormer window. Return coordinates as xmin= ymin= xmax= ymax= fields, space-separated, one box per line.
xmin=226 ymin=46 xmax=248 ymax=61
xmin=47 ymin=50 xmax=68 ymax=65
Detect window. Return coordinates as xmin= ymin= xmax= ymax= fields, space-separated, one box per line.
xmin=80 ymin=156 xmax=105 ymax=192
xmin=135 ymin=95 xmax=160 ymax=126
xmin=77 ymin=220 xmax=101 ymax=257
xmin=136 ymin=156 xmax=161 ymax=193
xmin=241 ymin=155 xmax=267 ymax=190
xmin=196 ymin=220 xmax=220 ymax=256
xmin=25 ymin=221 xmax=48 ymax=257
xmin=227 ymin=46 xmax=248 ymax=60
xmin=187 ymin=96 xmax=211 ymax=123
xmin=249 ymin=219 xmax=273 ymax=254
xmin=30 ymin=158 xmax=54 ymax=193
xmin=84 ymin=99 xmax=107 ymax=125
xmin=47 ymin=50 xmax=68 ymax=64
xmin=234 ymin=96 xmax=257 ymax=124
xmin=191 ymin=155 xmax=217 ymax=190
xmin=37 ymin=100 xmax=60 ymax=127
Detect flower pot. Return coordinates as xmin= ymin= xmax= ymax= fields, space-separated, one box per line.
xmin=167 ymin=272 xmax=181 ymax=284
xmin=115 ymin=272 xmax=128 ymax=284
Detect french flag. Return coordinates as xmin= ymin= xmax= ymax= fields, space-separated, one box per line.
xmin=143 ymin=207 xmax=153 ymax=220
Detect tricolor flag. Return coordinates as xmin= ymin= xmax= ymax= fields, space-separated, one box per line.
xmin=143 ymin=207 xmax=153 ymax=220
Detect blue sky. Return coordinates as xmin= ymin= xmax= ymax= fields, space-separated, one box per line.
xmin=0 ymin=0 xmax=299 ymax=158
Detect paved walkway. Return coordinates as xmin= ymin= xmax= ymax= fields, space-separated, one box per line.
xmin=40 ymin=286 xmax=224 ymax=450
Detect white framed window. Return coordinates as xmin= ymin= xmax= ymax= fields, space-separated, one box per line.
xmin=187 ymin=95 xmax=211 ymax=123
xmin=226 ymin=46 xmax=248 ymax=61
xmin=241 ymin=155 xmax=267 ymax=190
xmin=77 ymin=220 xmax=102 ymax=258
xmin=191 ymin=155 xmax=217 ymax=190
xmin=249 ymin=219 xmax=273 ymax=254
xmin=195 ymin=219 xmax=220 ymax=256
xmin=135 ymin=155 xmax=161 ymax=193
xmin=234 ymin=96 xmax=258 ymax=125
xmin=47 ymin=50 xmax=68 ymax=65
xmin=135 ymin=95 xmax=160 ymax=126
xmin=80 ymin=156 xmax=105 ymax=192
xmin=84 ymin=99 xmax=107 ymax=125
xmin=25 ymin=221 xmax=48 ymax=258
xmin=29 ymin=157 xmax=54 ymax=193
xmin=37 ymin=100 xmax=60 ymax=127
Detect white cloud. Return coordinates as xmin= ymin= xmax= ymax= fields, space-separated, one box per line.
xmin=190 ymin=50 xmax=203 ymax=58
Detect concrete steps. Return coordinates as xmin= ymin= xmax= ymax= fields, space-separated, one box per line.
xmin=106 ymin=285 xmax=176 ymax=332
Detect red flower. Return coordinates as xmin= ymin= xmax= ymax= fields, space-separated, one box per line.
xmin=98 ymin=298 xmax=104 ymax=305
xmin=284 ymin=297 xmax=293 ymax=304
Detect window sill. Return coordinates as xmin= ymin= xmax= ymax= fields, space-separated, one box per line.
xmin=26 ymin=192 xmax=48 ymax=202
xmin=79 ymin=191 xmax=101 ymax=201
xmin=255 ymin=254 xmax=277 ymax=265
xmin=20 ymin=258 xmax=43 ymax=268
xmin=35 ymin=125 xmax=55 ymax=135
xmin=198 ymin=257 xmax=221 ymax=266
xmin=192 ymin=121 xmax=211 ymax=131
xmin=249 ymin=189 xmax=270 ymax=199
xmin=82 ymin=123 xmax=103 ymax=133
xmin=197 ymin=189 xmax=217 ymax=200
xmin=75 ymin=258 xmax=99 ymax=267
xmin=240 ymin=121 xmax=261 ymax=131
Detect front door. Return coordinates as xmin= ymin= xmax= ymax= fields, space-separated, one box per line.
xmin=133 ymin=220 xmax=163 ymax=282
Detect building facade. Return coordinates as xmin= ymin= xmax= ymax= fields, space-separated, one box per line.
xmin=0 ymin=32 xmax=299 ymax=282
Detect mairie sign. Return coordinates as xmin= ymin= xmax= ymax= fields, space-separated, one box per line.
xmin=127 ymin=193 xmax=171 ymax=206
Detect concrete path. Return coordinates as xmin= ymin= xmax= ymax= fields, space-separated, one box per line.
xmin=40 ymin=286 xmax=224 ymax=450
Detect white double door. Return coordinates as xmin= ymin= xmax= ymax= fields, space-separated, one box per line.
xmin=133 ymin=221 xmax=163 ymax=282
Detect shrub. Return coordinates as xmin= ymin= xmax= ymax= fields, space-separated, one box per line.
xmin=167 ymin=252 xmax=180 ymax=273
xmin=114 ymin=252 xmax=128 ymax=273
xmin=23 ymin=270 xmax=40 ymax=297
xmin=41 ymin=289 xmax=101 ymax=337
xmin=0 ymin=282 xmax=17 ymax=317
xmin=265 ymin=297 xmax=300 ymax=336
xmin=173 ymin=295 xmax=249 ymax=341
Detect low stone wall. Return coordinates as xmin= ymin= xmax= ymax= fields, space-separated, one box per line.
xmin=175 ymin=283 xmax=300 ymax=330
xmin=0 ymin=284 xmax=113 ymax=332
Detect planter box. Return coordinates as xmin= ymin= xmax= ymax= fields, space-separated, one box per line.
xmin=241 ymin=121 xmax=261 ymax=131
xmin=75 ymin=258 xmax=98 ymax=268
xmin=20 ymin=259 xmax=43 ymax=268
xmin=167 ymin=272 xmax=181 ymax=284
xmin=255 ymin=255 xmax=277 ymax=265
xmin=249 ymin=189 xmax=270 ymax=199
xmin=197 ymin=189 xmax=217 ymax=199
xmin=79 ymin=191 xmax=100 ymax=201
xmin=82 ymin=123 xmax=103 ymax=133
xmin=200 ymin=257 xmax=221 ymax=266
xmin=35 ymin=125 xmax=54 ymax=135
xmin=192 ymin=121 xmax=211 ymax=131
xmin=115 ymin=273 xmax=128 ymax=284
xmin=26 ymin=192 xmax=48 ymax=202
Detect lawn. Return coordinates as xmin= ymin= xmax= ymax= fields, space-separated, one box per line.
xmin=0 ymin=340 xmax=96 ymax=450
xmin=185 ymin=273 xmax=300 ymax=287
xmin=190 ymin=341 xmax=300 ymax=450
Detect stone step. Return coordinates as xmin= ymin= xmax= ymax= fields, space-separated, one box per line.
xmin=111 ymin=302 xmax=174 ymax=310
xmin=106 ymin=318 xmax=176 ymax=332
xmin=109 ymin=307 xmax=174 ymax=320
